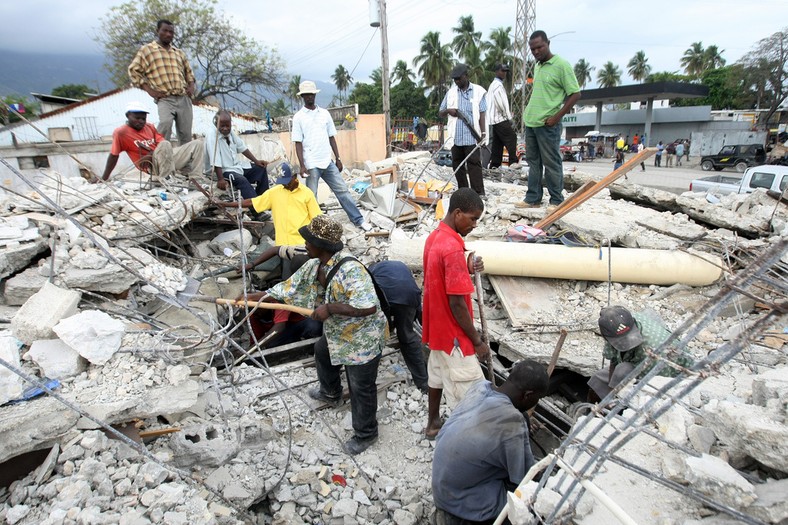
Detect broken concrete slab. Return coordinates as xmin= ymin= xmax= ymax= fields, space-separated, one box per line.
xmin=26 ymin=339 xmax=88 ymax=379
xmin=0 ymin=333 xmax=24 ymax=404
xmin=0 ymin=234 xmax=49 ymax=280
xmin=745 ymin=478 xmax=788 ymax=524
xmin=684 ymin=453 xmax=757 ymax=508
xmin=53 ymin=310 xmax=125 ymax=366
xmin=3 ymin=266 xmax=48 ymax=306
xmin=11 ymin=282 xmax=81 ymax=345
xmin=169 ymin=418 xmax=240 ymax=468
xmin=0 ymin=397 xmax=79 ymax=463
xmin=209 ymin=229 xmax=253 ymax=255
xmin=61 ymin=263 xmax=138 ymax=294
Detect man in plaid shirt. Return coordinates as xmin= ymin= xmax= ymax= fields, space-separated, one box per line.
xmin=129 ymin=19 xmax=195 ymax=145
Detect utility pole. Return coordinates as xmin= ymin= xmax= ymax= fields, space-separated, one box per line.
xmin=511 ymin=0 xmax=536 ymax=138
xmin=379 ymin=0 xmax=391 ymax=157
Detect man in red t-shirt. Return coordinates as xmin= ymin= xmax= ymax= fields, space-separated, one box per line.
xmin=100 ymin=101 xmax=203 ymax=182
xmin=422 ymin=187 xmax=489 ymax=439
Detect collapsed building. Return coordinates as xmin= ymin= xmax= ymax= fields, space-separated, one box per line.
xmin=0 ymin=134 xmax=786 ymax=525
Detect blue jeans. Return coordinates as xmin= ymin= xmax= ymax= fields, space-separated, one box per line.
xmin=313 ymin=335 xmax=380 ymax=440
xmin=306 ymin=162 xmax=363 ymax=225
xmin=525 ymin=124 xmax=564 ymax=205
xmin=225 ymin=165 xmax=269 ymax=200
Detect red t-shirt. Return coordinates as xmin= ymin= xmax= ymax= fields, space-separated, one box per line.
xmin=422 ymin=221 xmax=475 ymax=356
xmin=110 ymin=123 xmax=164 ymax=170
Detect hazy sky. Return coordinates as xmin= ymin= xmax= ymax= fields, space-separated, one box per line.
xmin=2 ymin=0 xmax=786 ymax=88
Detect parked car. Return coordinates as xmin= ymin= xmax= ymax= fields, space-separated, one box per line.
xmin=435 ymin=149 xmax=452 ymax=167
xmin=689 ymin=164 xmax=788 ymax=195
xmin=700 ymin=144 xmax=766 ymax=172
xmin=559 ymin=139 xmax=579 ymax=161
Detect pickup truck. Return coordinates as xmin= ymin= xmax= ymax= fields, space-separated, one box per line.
xmin=700 ymin=144 xmax=766 ymax=172
xmin=689 ymin=165 xmax=788 ymax=195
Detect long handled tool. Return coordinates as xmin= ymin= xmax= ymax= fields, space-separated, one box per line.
xmin=187 ymin=295 xmax=314 ymax=317
xmin=468 ymin=252 xmax=495 ymax=385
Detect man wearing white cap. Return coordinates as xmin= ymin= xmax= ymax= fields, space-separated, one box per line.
xmin=101 ymin=101 xmax=203 ymax=182
xmin=292 ymin=80 xmax=372 ymax=232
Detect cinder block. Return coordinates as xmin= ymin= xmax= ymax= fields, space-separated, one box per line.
xmin=27 ymin=339 xmax=87 ymax=379
xmin=11 ymin=282 xmax=81 ymax=345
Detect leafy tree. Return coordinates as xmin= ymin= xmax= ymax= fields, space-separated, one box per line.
xmin=331 ymin=65 xmax=353 ymax=105
xmin=348 ymin=82 xmax=381 ymax=115
xmin=703 ymin=45 xmax=726 ymax=70
xmin=738 ymin=28 xmax=788 ymax=126
xmin=698 ymin=66 xmax=745 ymax=110
xmin=597 ymin=62 xmax=622 ymax=88
xmin=481 ymin=26 xmax=515 ymax=86
xmin=390 ymin=78 xmax=428 ymax=119
xmin=574 ymin=59 xmax=594 ymax=89
xmin=451 ymin=15 xmax=482 ymax=64
xmin=261 ymin=98 xmax=290 ymax=118
xmin=392 ymin=60 xmax=415 ymax=84
xmin=51 ymin=84 xmax=92 ymax=100
xmin=413 ymin=31 xmax=453 ymax=105
xmin=681 ymin=41 xmax=706 ymax=78
xmin=646 ymin=71 xmax=692 ymax=83
xmin=287 ymin=75 xmax=301 ymax=110
xmin=95 ymin=0 xmax=285 ymax=108
xmin=627 ymin=51 xmax=651 ymax=83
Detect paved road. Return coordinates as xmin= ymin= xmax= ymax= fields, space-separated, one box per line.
xmin=562 ymin=156 xmax=717 ymax=194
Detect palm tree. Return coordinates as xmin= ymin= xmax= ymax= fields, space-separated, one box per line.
xmin=481 ymin=26 xmax=514 ymax=76
xmin=597 ymin=62 xmax=622 ymax=88
xmin=627 ymin=51 xmax=651 ymax=83
xmin=331 ymin=65 xmax=352 ymax=105
xmin=451 ymin=15 xmax=481 ymax=63
xmin=703 ymin=45 xmax=726 ymax=70
xmin=413 ymin=31 xmax=454 ymax=102
xmin=574 ymin=59 xmax=594 ymax=89
xmin=392 ymin=60 xmax=414 ymax=85
xmin=287 ymin=75 xmax=301 ymax=110
xmin=681 ymin=42 xmax=706 ymax=77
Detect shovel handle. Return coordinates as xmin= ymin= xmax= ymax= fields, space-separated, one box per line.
xmin=193 ymin=295 xmax=314 ymax=317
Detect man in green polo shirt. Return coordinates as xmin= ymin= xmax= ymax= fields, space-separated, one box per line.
xmin=517 ymin=30 xmax=581 ymax=210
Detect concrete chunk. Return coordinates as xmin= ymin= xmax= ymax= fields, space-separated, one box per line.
xmin=209 ymin=229 xmax=253 ymax=255
xmin=685 ymin=453 xmax=756 ymax=508
xmin=62 ymin=264 xmax=137 ymax=294
xmin=11 ymin=282 xmax=81 ymax=345
xmin=53 ymin=310 xmax=125 ymax=365
xmin=3 ymin=267 xmax=48 ymax=306
xmin=26 ymin=339 xmax=87 ymax=379
xmin=0 ymin=333 xmax=24 ymax=404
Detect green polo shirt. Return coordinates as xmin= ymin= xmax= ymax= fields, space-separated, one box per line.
xmin=523 ymin=54 xmax=580 ymax=128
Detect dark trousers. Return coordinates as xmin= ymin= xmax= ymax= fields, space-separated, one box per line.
xmin=451 ymin=145 xmax=484 ymax=195
xmin=225 ymin=165 xmax=269 ymax=200
xmin=313 ymin=335 xmax=380 ymax=440
xmin=390 ymin=304 xmax=428 ymax=390
xmin=435 ymin=508 xmax=509 ymax=525
xmin=489 ymin=120 xmax=518 ymax=168
xmin=266 ymin=318 xmax=322 ymax=348
xmin=654 ymin=154 xmax=662 ymax=167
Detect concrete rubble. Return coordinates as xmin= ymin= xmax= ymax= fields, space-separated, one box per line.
xmin=0 ymin=153 xmax=786 ymax=525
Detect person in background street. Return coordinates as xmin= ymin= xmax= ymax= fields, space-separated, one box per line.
xmin=587 ymin=306 xmax=694 ymax=401
xmin=517 ymin=30 xmax=581 ymax=210
xmin=292 ymin=80 xmax=372 ymax=232
xmin=100 ymin=101 xmax=203 ymax=182
xmin=633 ymin=133 xmax=640 ymax=148
xmin=614 ymin=148 xmax=624 ymax=170
xmin=654 ymin=141 xmax=664 ymax=167
xmin=666 ymin=141 xmax=676 ymax=167
xmin=486 ymin=63 xmax=519 ymax=169
xmin=128 ymin=19 xmax=195 ymax=144
xmin=423 ymin=188 xmax=490 ymax=440
xmin=675 ymin=141 xmax=685 ymax=166
xmin=432 ymin=359 xmax=549 ymax=525
xmin=369 ymin=261 xmax=429 ymax=392
xmin=683 ymin=139 xmax=691 ymax=163
xmin=205 ymin=110 xmax=270 ymax=219
xmin=439 ymin=64 xmax=488 ymax=196
xmin=258 ymin=215 xmax=386 ymax=455
xmin=638 ymin=142 xmax=646 ymax=172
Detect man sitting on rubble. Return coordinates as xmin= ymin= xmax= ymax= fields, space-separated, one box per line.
xmin=247 ymin=215 xmax=386 ymax=455
xmin=100 ymin=101 xmax=204 ymax=182
xmin=588 ymin=305 xmax=694 ymax=401
xmin=205 ymin=110 xmax=271 ymax=220
xmin=423 ymin=188 xmax=490 ymax=440
xmin=432 ymin=359 xmax=549 ymax=525
xmin=369 ymin=260 xmax=429 ymax=392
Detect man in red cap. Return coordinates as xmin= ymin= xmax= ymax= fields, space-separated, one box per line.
xmin=588 ymin=306 xmax=693 ymax=401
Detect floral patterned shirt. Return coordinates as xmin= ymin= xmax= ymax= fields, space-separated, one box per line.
xmin=266 ymin=251 xmax=385 ymax=365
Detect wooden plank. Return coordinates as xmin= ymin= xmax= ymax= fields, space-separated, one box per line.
xmin=488 ymin=275 xmax=560 ymax=328
xmin=536 ymin=147 xmax=657 ymax=230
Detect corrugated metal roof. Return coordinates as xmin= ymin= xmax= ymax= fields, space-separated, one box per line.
xmin=0 ymin=87 xmax=268 ymax=147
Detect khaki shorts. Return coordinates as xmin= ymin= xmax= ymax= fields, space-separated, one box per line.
xmin=427 ymin=347 xmax=484 ymax=407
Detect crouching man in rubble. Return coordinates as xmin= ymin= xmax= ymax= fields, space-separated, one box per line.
xmin=100 ymin=101 xmax=203 ymax=182
xmin=588 ymin=306 xmax=694 ymax=401
xmin=432 ymin=359 xmax=549 ymax=525
xmin=252 ymin=215 xmax=386 ymax=455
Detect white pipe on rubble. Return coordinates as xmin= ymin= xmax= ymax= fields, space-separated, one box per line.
xmin=389 ymin=237 xmax=723 ymax=287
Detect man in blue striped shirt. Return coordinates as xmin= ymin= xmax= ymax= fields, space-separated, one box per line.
xmin=439 ymin=64 xmax=488 ymax=196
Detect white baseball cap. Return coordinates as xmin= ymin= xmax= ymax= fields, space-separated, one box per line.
xmin=125 ymin=101 xmax=149 ymax=114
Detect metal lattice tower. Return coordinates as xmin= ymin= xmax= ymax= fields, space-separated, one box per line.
xmin=511 ymin=0 xmax=535 ymax=138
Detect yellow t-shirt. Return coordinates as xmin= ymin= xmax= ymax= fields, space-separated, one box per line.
xmin=251 ymin=184 xmax=322 ymax=246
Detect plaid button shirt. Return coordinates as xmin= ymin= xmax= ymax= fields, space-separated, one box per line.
xmin=440 ymin=84 xmax=487 ymax=146
xmin=128 ymin=41 xmax=195 ymax=97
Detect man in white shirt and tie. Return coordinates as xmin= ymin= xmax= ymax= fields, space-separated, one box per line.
xmin=486 ymin=64 xmax=520 ymax=169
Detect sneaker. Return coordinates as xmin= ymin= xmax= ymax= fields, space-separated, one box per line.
xmin=358 ymin=221 xmax=373 ymax=232
xmin=546 ymin=204 xmax=559 ymax=214
xmin=308 ymin=387 xmax=341 ymax=407
xmin=514 ymin=201 xmax=541 ymax=209
xmin=343 ymin=435 xmax=378 ymax=455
